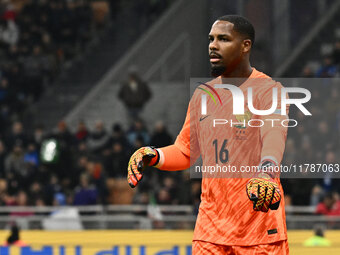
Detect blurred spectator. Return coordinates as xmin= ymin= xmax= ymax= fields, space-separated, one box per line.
xmin=53 ymin=192 xmax=67 ymax=206
xmin=33 ymin=125 xmax=45 ymax=147
xmin=77 ymin=141 xmax=88 ymax=156
xmin=156 ymin=188 xmax=172 ymax=205
xmin=73 ymin=155 xmax=88 ymax=187
xmin=87 ymin=120 xmax=109 ymax=155
xmin=29 ymin=181 xmax=43 ymax=205
xmin=312 ymin=121 xmax=331 ymax=153
xmin=86 ymin=158 xmax=108 ymax=204
xmin=5 ymin=143 xmax=27 ymax=180
xmin=0 ymin=78 xmax=11 ymax=106
xmin=282 ymin=138 xmax=296 ymax=165
xmin=107 ymin=123 xmax=128 ymax=151
xmin=162 ymin=176 xmax=178 ymax=204
xmin=150 ymin=121 xmax=172 ymax=148
xmin=21 ymin=45 xmax=47 ymax=101
xmin=0 ymin=140 xmax=6 ymax=177
xmin=105 ymin=142 xmax=128 ymax=178
xmin=0 ymin=179 xmax=7 ymax=205
xmin=127 ymin=119 xmax=150 ymax=148
xmin=301 ymin=65 xmax=314 ymax=78
xmin=318 ymin=151 xmax=338 ymax=194
xmin=284 ymin=194 xmax=292 ymax=207
xmin=191 ymin=181 xmax=202 ymax=215
xmin=75 ymin=120 xmax=89 ymax=143
xmin=6 ymin=172 xmax=19 ymax=196
xmin=24 ymin=143 xmax=39 ymax=167
xmin=310 ymin=185 xmax=324 ymax=206
xmin=50 ymin=121 xmax=74 ymax=180
xmin=6 ymin=121 xmax=27 ymax=150
xmin=325 ymin=86 xmax=340 ymax=124
xmin=44 ymin=175 xmax=63 ymax=206
xmin=53 ymin=121 xmax=74 ymax=149
xmin=332 ymin=40 xmax=340 ymax=65
xmin=118 ymin=69 xmax=152 ymax=121
xmin=133 ymin=191 xmax=150 ymax=205
xmin=1 ymin=1 xmax=17 ymax=21
xmin=10 ymin=191 xmax=33 ymax=216
xmin=315 ymin=56 xmax=338 ymax=77
xmin=316 ymin=193 xmax=340 ymax=215
xmin=132 ymin=135 xmax=145 ymax=151
xmin=0 ymin=19 xmax=19 ymax=46
xmin=73 ymin=174 xmax=98 ymax=205
xmin=303 ymin=225 xmax=331 ymax=247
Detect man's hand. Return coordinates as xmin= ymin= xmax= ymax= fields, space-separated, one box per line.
xmin=246 ymin=173 xmax=281 ymax=212
xmin=127 ymin=147 xmax=158 ymax=188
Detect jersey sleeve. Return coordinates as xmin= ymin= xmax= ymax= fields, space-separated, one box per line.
xmin=174 ymin=98 xmax=200 ymax=163
xmin=259 ymin=82 xmax=289 ymax=167
xmin=154 ymin=145 xmax=191 ymax=170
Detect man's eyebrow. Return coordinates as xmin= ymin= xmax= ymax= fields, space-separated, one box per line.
xmin=209 ymin=34 xmax=229 ymax=37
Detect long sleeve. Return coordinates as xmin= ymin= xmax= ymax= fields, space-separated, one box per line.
xmin=149 ymin=102 xmax=199 ymax=171
xmin=154 ymin=144 xmax=191 ymax=171
xmin=260 ymin=115 xmax=288 ymax=165
xmin=259 ymin=82 xmax=289 ymax=167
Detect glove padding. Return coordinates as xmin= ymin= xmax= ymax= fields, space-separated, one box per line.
xmin=127 ymin=147 xmax=157 ymax=188
xmin=246 ymin=173 xmax=281 ymax=212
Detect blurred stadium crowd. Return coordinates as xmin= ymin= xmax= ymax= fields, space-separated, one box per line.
xmin=0 ymin=0 xmax=98 ymax=124
xmin=0 ymin=117 xmax=202 ymax=208
xmin=0 ymin=0 xmax=198 ymax=211
xmin=0 ymin=0 xmax=338 ymax=219
xmin=282 ymin=38 xmax=340 ymax=214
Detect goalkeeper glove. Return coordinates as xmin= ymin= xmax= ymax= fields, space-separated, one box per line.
xmin=246 ymin=169 xmax=281 ymax=212
xmin=127 ymin=146 xmax=159 ymax=188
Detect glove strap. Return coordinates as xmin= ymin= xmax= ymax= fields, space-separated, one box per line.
xmin=258 ymin=159 xmax=278 ymax=179
xmin=149 ymin=147 xmax=160 ymax=167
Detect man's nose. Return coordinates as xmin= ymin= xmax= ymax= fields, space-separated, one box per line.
xmin=209 ymin=39 xmax=219 ymax=51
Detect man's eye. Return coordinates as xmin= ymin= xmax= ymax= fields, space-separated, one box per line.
xmin=209 ymin=37 xmax=214 ymax=42
xmin=221 ymin=38 xmax=229 ymax=42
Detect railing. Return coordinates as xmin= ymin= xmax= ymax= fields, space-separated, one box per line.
xmin=1 ymin=205 xmax=339 ymax=230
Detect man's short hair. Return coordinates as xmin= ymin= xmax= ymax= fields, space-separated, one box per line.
xmin=217 ymin=15 xmax=255 ymax=45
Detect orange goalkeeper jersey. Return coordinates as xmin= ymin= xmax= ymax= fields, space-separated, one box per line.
xmin=175 ymin=68 xmax=288 ymax=246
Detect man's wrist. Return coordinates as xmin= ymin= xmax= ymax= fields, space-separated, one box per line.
xmin=149 ymin=147 xmax=160 ymax=167
xmin=258 ymin=157 xmax=279 ymax=179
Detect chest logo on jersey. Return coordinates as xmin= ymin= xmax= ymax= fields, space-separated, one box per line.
xmin=233 ymin=110 xmax=252 ymax=129
xmin=199 ymin=115 xmax=210 ymax=122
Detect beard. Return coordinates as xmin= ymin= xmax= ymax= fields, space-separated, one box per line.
xmin=210 ymin=64 xmax=226 ymax=77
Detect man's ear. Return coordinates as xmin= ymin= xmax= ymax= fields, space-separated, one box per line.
xmin=242 ymin=39 xmax=252 ymax=53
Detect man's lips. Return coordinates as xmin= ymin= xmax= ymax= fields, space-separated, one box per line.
xmin=209 ymin=52 xmax=222 ymax=63
xmin=210 ymin=58 xmax=221 ymax=63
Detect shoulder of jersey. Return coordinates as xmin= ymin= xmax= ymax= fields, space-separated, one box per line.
xmin=192 ymin=77 xmax=221 ymax=97
xmin=251 ymin=69 xmax=283 ymax=90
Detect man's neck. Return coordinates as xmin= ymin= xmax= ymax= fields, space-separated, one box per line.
xmin=221 ymin=62 xmax=253 ymax=78
xmin=220 ymin=63 xmax=253 ymax=87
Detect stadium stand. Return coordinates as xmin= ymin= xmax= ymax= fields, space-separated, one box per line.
xmin=0 ymin=0 xmax=191 ymax=211
xmin=279 ymin=1 xmax=340 ymax=208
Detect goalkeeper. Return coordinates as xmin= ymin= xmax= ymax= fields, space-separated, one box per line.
xmin=127 ymin=15 xmax=289 ymax=254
